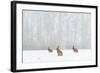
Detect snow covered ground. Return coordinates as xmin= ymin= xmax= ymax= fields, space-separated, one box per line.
xmin=23 ymin=49 xmax=92 ymax=64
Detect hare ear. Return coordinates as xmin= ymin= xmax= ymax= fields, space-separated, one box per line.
xmin=58 ymin=45 xmax=59 ymax=48
xmin=72 ymin=45 xmax=74 ymax=49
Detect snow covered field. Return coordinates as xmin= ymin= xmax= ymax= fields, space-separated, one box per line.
xmin=23 ymin=49 xmax=92 ymax=64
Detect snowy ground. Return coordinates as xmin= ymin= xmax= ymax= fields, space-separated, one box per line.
xmin=23 ymin=49 xmax=92 ymax=64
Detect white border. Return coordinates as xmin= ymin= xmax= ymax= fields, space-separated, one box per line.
xmin=16 ymin=4 xmax=96 ymax=70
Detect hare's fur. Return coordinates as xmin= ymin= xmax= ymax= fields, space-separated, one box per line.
xmin=48 ymin=47 xmax=53 ymax=52
xmin=72 ymin=46 xmax=78 ymax=53
xmin=56 ymin=46 xmax=63 ymax=56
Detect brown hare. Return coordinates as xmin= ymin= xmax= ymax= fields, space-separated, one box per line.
xmin=72 ymin=46 xmax=78 ymax=53
xmin=48 ymin=47 xmax=53 ymax=53
xmin=56 ymin=46 xmax=63 ymax=56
